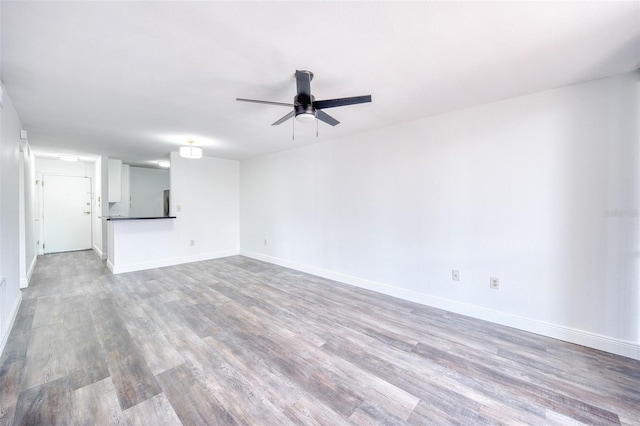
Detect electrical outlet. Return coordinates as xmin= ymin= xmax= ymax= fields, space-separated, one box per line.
xmin=264 ymin=239 xmax=267 ymax=246
xmin=490 ymin=277 xmax=499 ymax=289
xmin=177 ymin=205 xmax=182 ymax=212
xmin=190 ymin=240 xmax=195 ymax=246
xmin=452 ymin=270 xmax=460 ymax=281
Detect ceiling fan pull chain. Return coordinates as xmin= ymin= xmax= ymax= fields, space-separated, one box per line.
xmin=316 ymin=110 xmax=319 ymax=137
xmin=292 ymin=113 xmax=295 ymax=141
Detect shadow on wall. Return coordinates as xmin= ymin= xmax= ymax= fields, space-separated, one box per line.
xmin=557 ymin=71 xmax=639 ymax=341
xmin=558 ymin=21 xmax=640 ymax=340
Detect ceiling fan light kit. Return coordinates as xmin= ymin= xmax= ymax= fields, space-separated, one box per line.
xmin=295 ymin=112 xmax=316 ymax=123
xmin=237 ymin=70 xmax=371 ymax=128
xmin=179 ymin=140 xmax=202 ymax=159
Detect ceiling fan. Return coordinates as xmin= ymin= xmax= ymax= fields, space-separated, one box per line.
xmin=236 ymin=70 xmax=372 ymax=127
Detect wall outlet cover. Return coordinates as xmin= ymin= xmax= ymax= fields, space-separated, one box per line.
xmin=490 ymin=277 xmax=499 ymax=289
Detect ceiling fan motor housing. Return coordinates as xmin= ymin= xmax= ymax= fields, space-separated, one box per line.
xmin=294 ymin=94 xmax=316 ymax=121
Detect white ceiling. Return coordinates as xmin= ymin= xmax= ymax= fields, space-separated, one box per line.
xmin=1 ymin=1 xmax=639 ymax=166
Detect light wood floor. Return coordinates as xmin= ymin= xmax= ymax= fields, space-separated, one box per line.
xmin=1 ymin=251 xmax=639 ymax=425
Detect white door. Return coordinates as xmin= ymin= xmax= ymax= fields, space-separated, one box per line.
xmin=43 ymin=175 xmax=92 ymax=253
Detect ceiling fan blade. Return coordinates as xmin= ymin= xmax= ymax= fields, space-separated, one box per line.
xmin=271 ymin=110 xmax=295 ymax=126
xmin=313 ymin=95 xmax=372 ymax=110
xmin=316 ymin=110 xmax=340 ymax=126
xmin=295 ymin=70 xmax=313 ymax=97
xmin=236 ymin=98 xmax=293 ymax=107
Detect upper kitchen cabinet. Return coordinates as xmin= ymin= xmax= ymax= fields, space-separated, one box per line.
xmin=108 ymin=159 xmax=122 ymax=202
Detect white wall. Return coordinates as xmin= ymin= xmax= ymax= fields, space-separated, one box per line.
xmin=129 ymin=166 xmax=169 ymax=217
xmin=100 ymin=156 xmax=109 ymax=257
xmin=0 ymin=82 xmax=25 ymax=354
xmin=35 ymin=158 xmax=94 ymax=176
xmin=240 ymin=72 xmax=640 ymax=359
xmin=24 ymin=148 xmax=36 ymax=280
xmin=18 ymin=140 xmax=36 ymax=288
xmin=107 ymin=153 xmax=239 ymax=273
xmin=35 ymin=158 xmax=95 ymax=255
xmin=93 ymin=158 xmax=105 ymax=258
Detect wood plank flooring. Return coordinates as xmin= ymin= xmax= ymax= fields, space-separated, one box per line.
xmin=1 ymin=250 xmax=639 ymax=425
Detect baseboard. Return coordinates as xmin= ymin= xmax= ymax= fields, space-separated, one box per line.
xmin=93 ymin=244 xmax=106 ymax=260
xmin=20 ymin=255 xmax=38 ymax=289
xmin=0 ymin=290 xmax=22 ymax=358
xmin=241 ymin=250 xmax=640 ymax=361
xmin=109 ymin=250 xmax=240 ymax=274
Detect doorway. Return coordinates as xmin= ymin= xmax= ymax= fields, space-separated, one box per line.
xmin=42 ymin=175 xmax=92 ymax=253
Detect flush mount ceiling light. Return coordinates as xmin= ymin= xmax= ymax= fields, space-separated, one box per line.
xmin=58 ymin=154 xmax=79 ymax=162
xmin=179 ymin=140 xmax=202 ymax=159
xmin=157 ymin=160 xmax=171 ymax=168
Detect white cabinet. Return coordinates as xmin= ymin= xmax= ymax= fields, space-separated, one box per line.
xmin=108 ymin=159 xmax=122 ymax=202
xmin=108 ymin=165 xmax=130 ymax=216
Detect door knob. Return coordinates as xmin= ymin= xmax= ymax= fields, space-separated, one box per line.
xmin=84 ymin=211 xmax=91 ymax=215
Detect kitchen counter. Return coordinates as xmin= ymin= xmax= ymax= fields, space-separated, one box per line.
xmin=101 ymin=216 xmax=176 ymax=221
xmin=105 ymin=216 xmax=178 ymax=273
